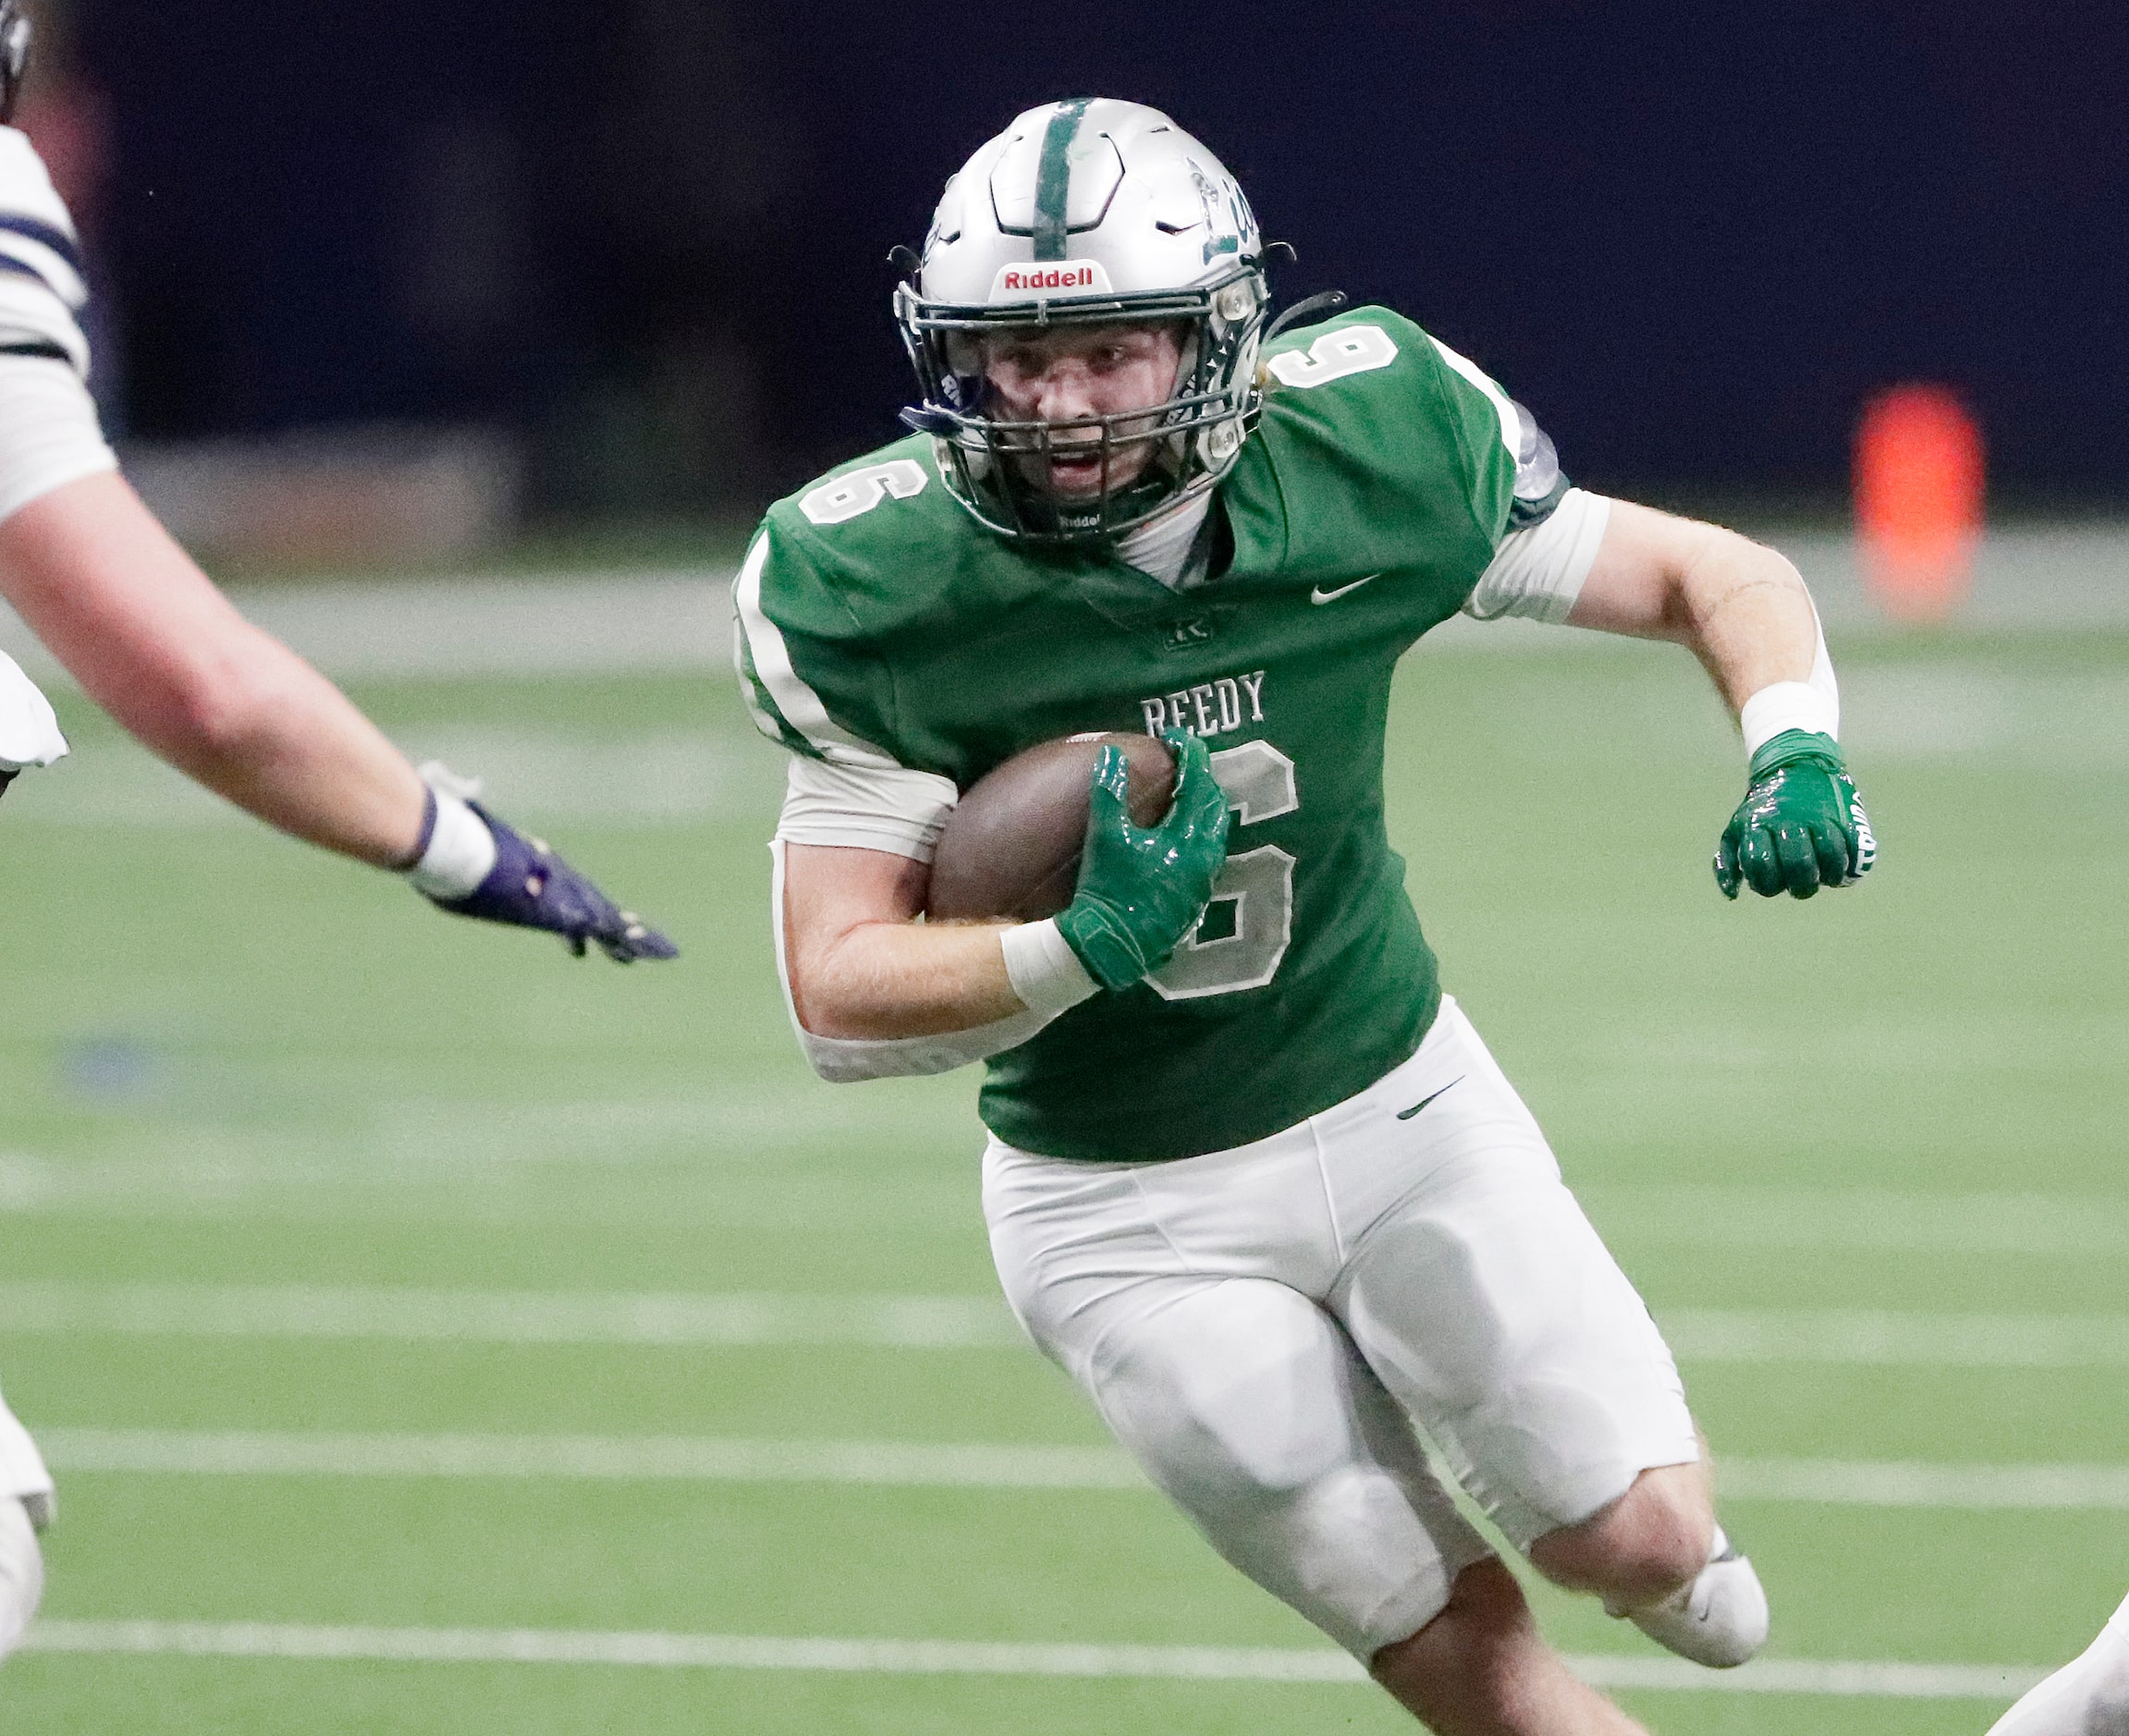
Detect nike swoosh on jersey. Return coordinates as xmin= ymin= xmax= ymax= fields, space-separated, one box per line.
xmin=1395 ymin=1076 xmax=1464 ymax=1120
xmin=1310 ymin=573 xmax=1383 ymax=605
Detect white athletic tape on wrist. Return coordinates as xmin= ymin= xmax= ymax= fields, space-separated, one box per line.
xmin=405 ymin=788 xmax=497 ymax=899
xmin=1739 ymin=681 xmax=1838 ymax=757
xmin=1740 ymin=602 xmax=1840 ymax=759
xmin=999 ymin=918 xmax=1099 ymax=1019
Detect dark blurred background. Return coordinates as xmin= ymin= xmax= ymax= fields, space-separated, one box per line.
xmin=22 ymin=0 xmax=2129 ymax=542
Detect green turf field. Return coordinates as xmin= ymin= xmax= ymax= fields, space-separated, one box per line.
xmin=2 ymin=612 xmax=2125 ymax=1731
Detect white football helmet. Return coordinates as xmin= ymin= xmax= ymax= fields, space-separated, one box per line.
xmin=896 ymin=98 xmax=1270 ymax=543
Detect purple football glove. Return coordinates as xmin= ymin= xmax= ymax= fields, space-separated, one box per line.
xmin=425 ymin=801 xmax=677 ymax=963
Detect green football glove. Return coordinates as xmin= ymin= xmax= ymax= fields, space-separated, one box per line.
xmin=1056 ymin=729 xmax=1231 ymax=991
xmin=1715 ymin=728 xmax=1878 ymax=900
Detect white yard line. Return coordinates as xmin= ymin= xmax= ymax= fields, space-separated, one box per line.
xmin=15 ymin=1618 xmax=2043 ymax=1699
xmin=15 ymin=1282 xmax=2129 ymax=1366
xmin=40 ymin=1429 xmax=2129 ymax=1514
xmin=1662 ymin=1309 xmax=2129 ymax=1366
xmin=1583 ymin=1184 xmax=2129 ymax=1259
xmin=0 ymin=727 xmax=776 ymax=829
xmin=1719 ymin=1458 xmax=2129 ymax=1510
xmin=35 ymin=1428 xmax=1143 ymax=1490
xmin=15 ymin=1156 xmax=2129 ymax=1257
xmin=0 ymin=1283 xmax=1023 ymax=1349
xmin=0 ymin=572 xmax=737 ymax=686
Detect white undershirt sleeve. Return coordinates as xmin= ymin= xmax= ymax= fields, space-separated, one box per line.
xmin=1462 ymin=487 xmax=1612 ymax=624
xmin=0 ymin=353 xmax=116 ymax=526
xmin=776 ymin=754 xmax=959 ymax=862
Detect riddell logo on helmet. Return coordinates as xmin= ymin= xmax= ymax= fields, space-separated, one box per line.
xmin=989 ymin=260 xmax=1115 ymax=300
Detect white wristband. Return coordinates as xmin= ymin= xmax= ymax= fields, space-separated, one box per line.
xmin=998 ymin=917 xmax=1099 ymax=1019
xmin=405 ymin=788 xmax=497 ymax=899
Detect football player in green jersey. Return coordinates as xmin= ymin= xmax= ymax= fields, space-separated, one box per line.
xmin=737 ymin=98 xmax=1875 ymax=1735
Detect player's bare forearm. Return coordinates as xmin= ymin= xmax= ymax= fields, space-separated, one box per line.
xmin=782 ymin=841 xmax=1027 ymax=1039
xmin=0 ymin=471 xmax=426 ymax=866
xmin=1568 ymin=499 xmax=1817 ymax=715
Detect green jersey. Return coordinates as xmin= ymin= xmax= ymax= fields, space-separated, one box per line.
xmin=737 ymin=306 xmax=1563 ymax=1162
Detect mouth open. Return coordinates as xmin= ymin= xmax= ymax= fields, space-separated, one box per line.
xmin=1041 ymin=446 xmax=1110 ymax=495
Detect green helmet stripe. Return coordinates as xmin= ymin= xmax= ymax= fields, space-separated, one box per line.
xmin=1032 ymin=98 xmax=1092 ymax=261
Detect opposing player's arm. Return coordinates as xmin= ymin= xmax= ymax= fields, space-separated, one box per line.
xmin=0 ymin=467 xmax=674 ymax=959
xmin=1 ymin=471 xmax=427 ymax=862
xmin=0 ymin=114 xmax=670 ymax=955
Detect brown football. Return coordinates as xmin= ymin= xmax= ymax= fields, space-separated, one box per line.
xmin=925 ymin=732 xmax=1177 ymax=923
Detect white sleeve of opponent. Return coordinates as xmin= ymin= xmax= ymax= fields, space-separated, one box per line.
xmin=1462 ymin=487 xmax=1613 ymax=624
xmin=776 ymin=753 xmax=960 ymax=862
xmin=0 ymin=128 xmax=94 ymax=378
xmin=769 ymin=840 xmax=1061 ymax=1082
xmin=0 ymin=352 xmax=116 ymax=525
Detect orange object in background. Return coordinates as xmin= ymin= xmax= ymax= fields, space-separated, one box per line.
xmin=1854 ymin=385 xmax=1985 ymax=622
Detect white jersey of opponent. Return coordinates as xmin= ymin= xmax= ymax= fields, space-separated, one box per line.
xmin=0 ymin=124 xmax=116 ymax=514
xmin=0 ymin=125 xmax=92 ymax=373
xmin=0 ymin=126 xmax=125 ymax=775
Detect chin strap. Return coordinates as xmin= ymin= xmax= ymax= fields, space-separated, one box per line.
xmin=1262 ymin=289 xmax=1348 ymax=348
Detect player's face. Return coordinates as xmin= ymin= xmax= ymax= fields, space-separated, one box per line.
xmin=981 ymin=324 xmax=1183 ymax=498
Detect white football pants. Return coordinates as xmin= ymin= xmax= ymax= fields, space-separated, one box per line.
xmin=984 ymin=996 xmax=1699 ymax=1660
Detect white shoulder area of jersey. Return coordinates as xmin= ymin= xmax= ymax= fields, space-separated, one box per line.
xmin=1 ymin=643 xmax=69 ymax=771
xmin=1462 ymin=488 xmax=1613 ymax=624
xmin=1425 ymin=333 xmax=1520 ymax=461
xmin=729 ymin=532 xmax=901 ymax=771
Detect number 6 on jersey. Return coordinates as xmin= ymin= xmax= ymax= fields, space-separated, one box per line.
xmin=1149 ymin=739 xmax=1299 ymax=1000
